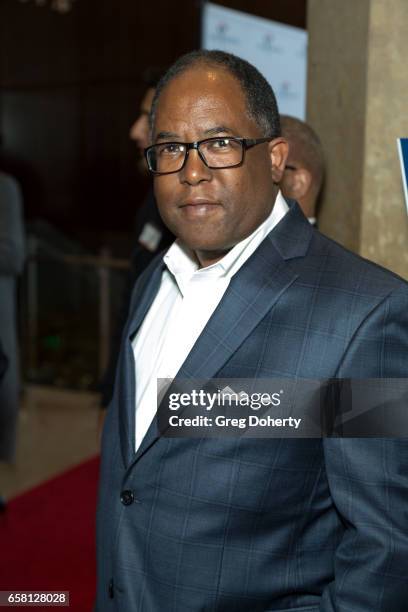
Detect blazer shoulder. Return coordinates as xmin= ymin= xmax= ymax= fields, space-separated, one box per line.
xmin=308 ymin=229 xmax=408 ymax=299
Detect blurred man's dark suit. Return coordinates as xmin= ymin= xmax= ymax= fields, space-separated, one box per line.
xmin=96 ymin=201 xmax=408 ymax=611
xmin=0 ymin=341 xmax=8 ymax=381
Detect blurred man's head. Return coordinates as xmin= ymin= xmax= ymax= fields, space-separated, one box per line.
xmin=280 ymin=115 xmax=325 ymax=221
xmin=130 ymin=67 xmax=164 ymax=174
xmin=146 ymin=50 xmax=288 ymax=268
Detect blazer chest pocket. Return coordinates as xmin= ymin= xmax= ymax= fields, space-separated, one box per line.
xmin=190 ymin=438 xmax=321 ymax=515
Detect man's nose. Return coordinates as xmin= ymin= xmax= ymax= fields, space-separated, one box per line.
xmin=179 ymin=148 xmax=212 ymax=185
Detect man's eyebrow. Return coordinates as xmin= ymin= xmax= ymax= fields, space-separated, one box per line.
xmin=204 ymin=126 xmax=235 ymax=136
xmin=155 ymin=131 xmax=180 ymax=141
xmin=155 ymin=126 xmax=236 ymax=141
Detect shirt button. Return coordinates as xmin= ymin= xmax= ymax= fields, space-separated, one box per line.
xmin=120 ymin=490 xmax=134 ymax=506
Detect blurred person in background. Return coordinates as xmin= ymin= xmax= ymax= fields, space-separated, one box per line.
xmin=127 ymin=66 xmax=174 ymax=280
xmin=98 ymin=68 xmax=173 ymax=414
xmin=280 ymin=114 xmax=325 ymax=227
xmin=0 ymin=172 xmax=25 ymax=503
xmin=0 ymin=339 xmax=9 ymax=511
xmin=0 ymin=340 xmax=8 ymax=381
xmin=129 ymin=68 xmax=159 ymax=175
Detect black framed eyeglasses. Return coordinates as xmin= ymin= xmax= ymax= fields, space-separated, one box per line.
xmin=144 ymin=136 xmax=273 ymax=176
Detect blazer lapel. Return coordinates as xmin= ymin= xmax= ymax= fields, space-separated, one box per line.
xmin=131 ymin=202 xmax=313 ymax=463
xmin=117 ymin=258 xmax=165 ymax=468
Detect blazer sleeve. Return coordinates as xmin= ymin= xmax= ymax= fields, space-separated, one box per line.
xmin=321 ymin=286 xmax=408 ymax=611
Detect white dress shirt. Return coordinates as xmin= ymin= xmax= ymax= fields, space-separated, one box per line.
xmin=132 ymin=191 xmax=289 ymax=451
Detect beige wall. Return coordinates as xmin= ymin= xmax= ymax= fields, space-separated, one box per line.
xmin=307 ymin=0 xmax=408 ymax=279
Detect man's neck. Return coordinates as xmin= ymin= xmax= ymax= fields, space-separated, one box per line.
xmin=194 ymin=248 xmax=231 ymax=269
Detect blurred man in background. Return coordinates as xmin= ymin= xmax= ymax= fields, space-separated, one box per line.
xmin=280 ymin=114 xmax=325 ymax=226
xmin=99 ymin=68 xmax=173 ymax=411
xmin=128 ymin=67 xmax=174 ymax=280
xmin=129 ymin=70 xmax=157 ymax=174
xmin=0 ymin=172 xmax=25 ymax=509
xmin=0 ymin=338 xmax=9 ymax=511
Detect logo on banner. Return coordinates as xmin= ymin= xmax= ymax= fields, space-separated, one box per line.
xmin=258 ymin=32 xmax=282 ymax=53
xmin=278 ymin=81 xmax=298 ymax=100
xmin=209 ymin=21 xmax=239 ymax=45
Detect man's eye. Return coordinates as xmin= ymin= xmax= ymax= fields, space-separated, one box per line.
xmin=160 ymin=144 xmax=184 ymax=156
xmin=212 ymin=138 xmax=230 ymax=149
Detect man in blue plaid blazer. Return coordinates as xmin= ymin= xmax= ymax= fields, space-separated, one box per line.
xmin=96 ymin=50 xmax=408 ymax=611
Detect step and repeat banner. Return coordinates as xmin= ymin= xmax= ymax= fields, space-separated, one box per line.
xmin=201 ymin=2 xmax=308 ymax=120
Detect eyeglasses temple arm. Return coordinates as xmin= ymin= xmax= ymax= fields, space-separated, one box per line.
xmin=244 ymin=137 xmax=274 ymax=149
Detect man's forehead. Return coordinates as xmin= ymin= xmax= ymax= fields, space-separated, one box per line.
xmin=155 ymin=68 xmax=247 ymax=125
xmin=150 ymin=63 xmax=262 ymax=142
xmin=153 ymin=104 xmax=250 ymax=142
xmin=171 ymin=63 xmax=231 ymax=86
xmin=159 ymin=65 xmax=242 ymax=107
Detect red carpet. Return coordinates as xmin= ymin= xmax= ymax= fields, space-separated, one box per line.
xmin=0 ymin=456 xmax=100 ymax=611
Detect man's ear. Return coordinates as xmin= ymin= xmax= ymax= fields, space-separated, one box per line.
xmin=288 ymin=167 xmax=313 ymax=200
xmin=268 ymin=138 xmax=289 ymax=183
